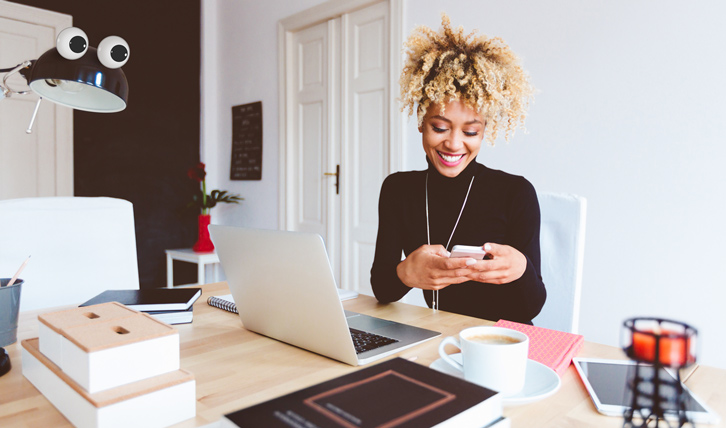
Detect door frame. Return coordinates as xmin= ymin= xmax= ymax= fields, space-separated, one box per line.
xmin=0 ymin=1 xmax=73 ymax=196
xmin=277 ymin=0 xmax=405 ymax=233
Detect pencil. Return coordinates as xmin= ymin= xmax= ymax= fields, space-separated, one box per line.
xmin=5 ymin=256 xmax=30 ymax=288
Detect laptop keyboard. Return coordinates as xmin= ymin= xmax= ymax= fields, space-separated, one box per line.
xmin=349 ymin=328 xmax=399 ymax=354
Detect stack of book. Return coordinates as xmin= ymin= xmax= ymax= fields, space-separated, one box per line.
xmin=21 ymin=302 xmax=196 ymax=427
xmin=219 ymin=357 xmax=509 ymax=428
xmin=80 ymin=288 xmax=202 ymax=325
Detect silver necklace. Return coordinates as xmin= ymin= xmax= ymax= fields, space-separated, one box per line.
xmin=425 ymin=172 xmax=475 ymax=310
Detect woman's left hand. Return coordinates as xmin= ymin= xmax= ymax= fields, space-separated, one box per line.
xmin=465 ymin=243 xmax=527 ymax=285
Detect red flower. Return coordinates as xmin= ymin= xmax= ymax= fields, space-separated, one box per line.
xmin=186 ymin=163 xmax=243 ymax=215
xmin=187 ymin=162 xmax=206 ymax=182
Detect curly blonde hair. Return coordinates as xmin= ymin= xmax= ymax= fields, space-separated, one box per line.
xmin=400 ymin=14 xmax=533 ymax=144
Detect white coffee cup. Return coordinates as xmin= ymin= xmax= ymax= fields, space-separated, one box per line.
xmin=438 ymin=326 xmax=529 ymax=395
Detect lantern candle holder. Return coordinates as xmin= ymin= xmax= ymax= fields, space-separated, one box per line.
xmin=621 ymin=318 xmax=698 ymax=428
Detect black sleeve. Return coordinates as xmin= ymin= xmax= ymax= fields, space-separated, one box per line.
xmin=501 ymin=177 xmax=547 ymax=322
xmin=370 ymin=174 xmax=411 ymax=303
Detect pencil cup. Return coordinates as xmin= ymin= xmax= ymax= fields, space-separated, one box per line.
xmin=0 ymin=278 xmax=24 ymax=347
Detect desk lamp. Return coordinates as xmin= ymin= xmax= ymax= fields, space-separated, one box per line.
xmin=0 ymin=27 xmax=129 ymax=133
xmin=1 ymin=27 xmax=129 ymax=376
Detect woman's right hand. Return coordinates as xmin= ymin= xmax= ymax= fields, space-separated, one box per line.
xmin=396 ymin=244 xmax=474 ymax=290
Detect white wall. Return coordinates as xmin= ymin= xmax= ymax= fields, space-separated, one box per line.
xmin=205 ymin=0 xmax=726 ymax=369
xmin=201 ymin=0 xmax=327 ymax=228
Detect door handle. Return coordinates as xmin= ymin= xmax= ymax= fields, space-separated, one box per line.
xmin=324 ymin=164 xmax=340 ymax=195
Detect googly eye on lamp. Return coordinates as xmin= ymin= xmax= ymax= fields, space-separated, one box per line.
xmin=0 ymin=27 xmax=129 ymax=133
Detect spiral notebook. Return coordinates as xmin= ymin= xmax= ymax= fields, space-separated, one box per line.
xmin=207 ymin=294 xmax=237 ymax=314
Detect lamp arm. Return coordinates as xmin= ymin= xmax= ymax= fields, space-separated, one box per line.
xmin=1 ymin=60 xmax=33 ymax=96
xmin=0 ymin=65 xmax=24 ymax=73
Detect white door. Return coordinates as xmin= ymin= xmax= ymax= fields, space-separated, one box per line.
xmin=340 ymin=2 xmax=389 ymax=296
xmin=283 ymin=1 xmax=391 ymax=294
xmin=288 ymin=18 xmax=342 ymax=279
xmin=0 ymin=3 xmax=73 ymax=199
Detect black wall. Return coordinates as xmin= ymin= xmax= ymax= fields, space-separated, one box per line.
xmin=10 ymin=0 xmax=202 ymax=287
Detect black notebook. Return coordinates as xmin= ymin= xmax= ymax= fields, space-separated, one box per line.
xmin=145 ymin=306 xmax=194 ymax=325
xmin=80 ymin=288 xmax=202 ymax=312
xmin=220 ymin=357 xmax=502 ymax=428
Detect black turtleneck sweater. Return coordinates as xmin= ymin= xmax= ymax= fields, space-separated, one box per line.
xmin=370 ymin=159 xmax=546 ymax=324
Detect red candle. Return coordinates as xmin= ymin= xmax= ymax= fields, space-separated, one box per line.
xmin=632 ymin=329 xmax=692 ymax=367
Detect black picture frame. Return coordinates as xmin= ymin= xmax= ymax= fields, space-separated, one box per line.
xmin=230 ymin=101 xmax=263 ymax=180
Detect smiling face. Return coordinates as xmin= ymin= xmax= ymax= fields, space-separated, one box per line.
xmin=419 ymin=100 xmax=486 ymax=178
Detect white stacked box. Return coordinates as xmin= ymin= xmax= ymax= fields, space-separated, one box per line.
xmin=22 ymin=302 xmax=196 ymax=428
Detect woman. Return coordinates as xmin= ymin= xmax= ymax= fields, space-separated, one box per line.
xmin=370 ymin=14 xmax=545 ymax=324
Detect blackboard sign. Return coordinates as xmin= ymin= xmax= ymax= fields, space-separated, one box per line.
xmin=231 ymin=101 xmax=262 ymax=180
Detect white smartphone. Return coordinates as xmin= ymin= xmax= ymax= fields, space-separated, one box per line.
xmin=572 ymin=357 xmax=720 ymax=424
xmin=449 ymin=245 xmax=487 ymax=260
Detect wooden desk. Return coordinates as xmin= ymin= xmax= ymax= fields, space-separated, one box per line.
xmin=1 ymin=282 xmax=723 ymax=427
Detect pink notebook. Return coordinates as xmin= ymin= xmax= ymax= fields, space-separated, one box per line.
xmin=493 ymin=320 xmax=584 ymax=377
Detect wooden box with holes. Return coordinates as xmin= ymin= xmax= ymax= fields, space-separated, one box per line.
xmin=36 ymin=302 xmax=138 ymax=371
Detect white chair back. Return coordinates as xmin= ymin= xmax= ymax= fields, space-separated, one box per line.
xmin=0 ymin=197 xmax=139 ymax=311
xmin=533 ymin=192 xmax=587 ymax=334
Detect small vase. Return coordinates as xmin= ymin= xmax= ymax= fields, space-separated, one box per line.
xmin=193 ymin=214 xmax=215 ymax=252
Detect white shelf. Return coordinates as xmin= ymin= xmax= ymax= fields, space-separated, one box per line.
xmin=165 ymin=248 xmax=220 ymax=288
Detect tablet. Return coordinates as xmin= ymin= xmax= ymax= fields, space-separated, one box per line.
xmin=573 ymin=357 xmax=720 ymax=425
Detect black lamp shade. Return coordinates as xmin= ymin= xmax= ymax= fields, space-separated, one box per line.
xmin=25 ymin=47 xmax=128 ymax=113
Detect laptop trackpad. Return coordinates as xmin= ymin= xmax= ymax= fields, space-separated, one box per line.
xmin=345 ymin=312 xmax=395 ymax=331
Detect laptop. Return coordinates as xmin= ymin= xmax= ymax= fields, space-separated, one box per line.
xmin=209 ymin=225 xmax=440 ymax=366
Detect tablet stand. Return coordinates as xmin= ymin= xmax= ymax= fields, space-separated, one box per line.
xmin=621 ymin=318 xmax=698 ymax=428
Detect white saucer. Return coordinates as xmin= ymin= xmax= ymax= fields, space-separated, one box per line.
xmin=430 ymin=354 xmax=561 ymax=406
